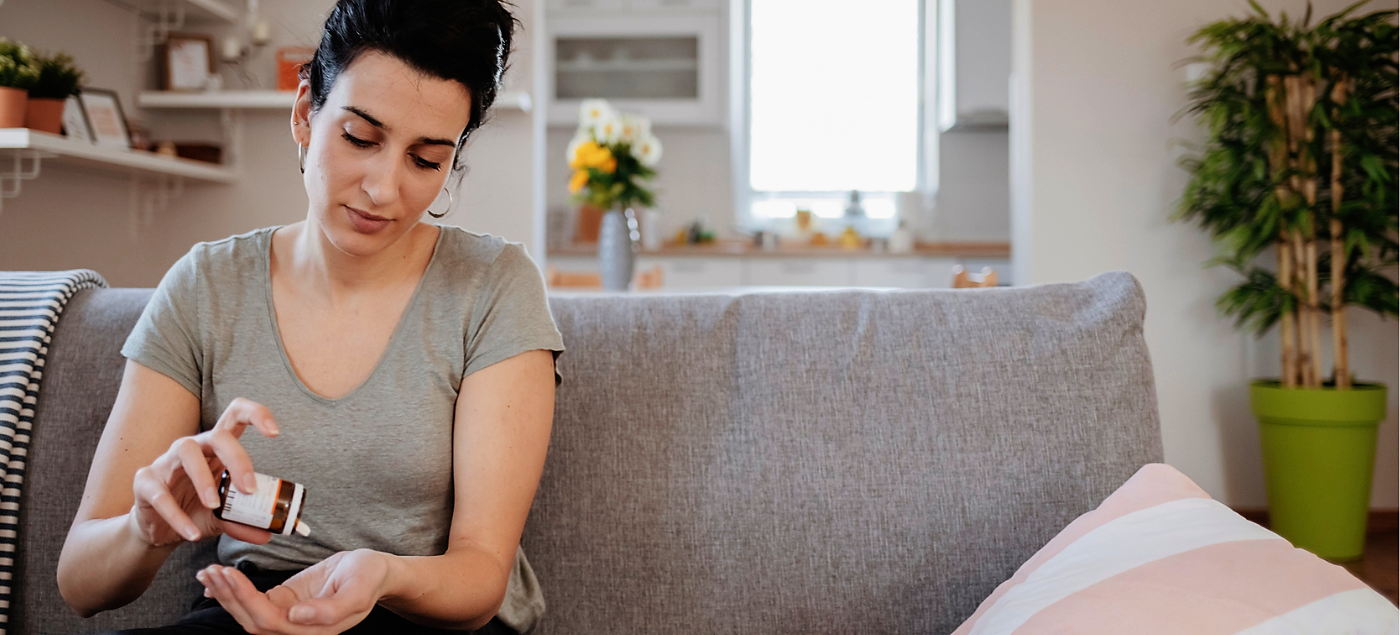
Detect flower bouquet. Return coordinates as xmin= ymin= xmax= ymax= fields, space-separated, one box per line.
xmin=566 ymin=99 xmax=662 ymax=290
xmin=567 ymin=98 xmax=661 ymax=210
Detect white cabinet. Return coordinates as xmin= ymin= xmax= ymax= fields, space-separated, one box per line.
xmin=546 ymin=0 xmax=626 ymax=11
xmin=643 ymin=257 xmax=744 ymax=289
xmin=628 ymin=0 xmax=722 ymax=10
xmin=746 ymin=259 xmax=852 ymax=287
xmin=937 ymin=0 xmax=1011 ymax=130
xmin=545 ymin=15 xmax=724 ymax=126
xmin=851 ymin=257 xmax=960 ymax=288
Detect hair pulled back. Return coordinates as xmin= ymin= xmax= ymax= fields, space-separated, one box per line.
xmin=303 ymin=0 xmax=520 ymax=173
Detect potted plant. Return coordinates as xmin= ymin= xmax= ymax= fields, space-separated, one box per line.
xmin=1176 ymin=0 xmax=1397 ymax=561
xmin=566 ymin=98 xmax=662 ymax=291
xmin=27 ymin=51 xmax=83 ymax=135
xmin=0 ymin=38 xmax=39 ymax=129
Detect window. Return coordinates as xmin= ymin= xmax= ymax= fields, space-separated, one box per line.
xmin=739 ymin=0 xmax=925 ymax=225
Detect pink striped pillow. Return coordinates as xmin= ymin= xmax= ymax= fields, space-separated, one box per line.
xmin=953 ymin=464 xmax=1397 ymax=635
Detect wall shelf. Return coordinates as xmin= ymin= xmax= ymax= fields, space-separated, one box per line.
xmin=137 ymin=90 xmax=535 ymax=112
xmin=0 ymin=128 xmax=237 ymax=183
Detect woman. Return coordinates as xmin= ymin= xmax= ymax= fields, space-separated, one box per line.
xmin=55 ymin=1 xmax=563 ymax=633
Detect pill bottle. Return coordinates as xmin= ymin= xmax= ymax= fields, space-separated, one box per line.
xmin=215 ymin=470 xmax=311 ymax=537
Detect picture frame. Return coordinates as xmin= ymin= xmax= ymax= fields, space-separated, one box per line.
xmin=161 ymin=33 xmax=215 ymax=91
xmin=77 ymin=88 xmax=131 ymax=150
xmin=61 ymin=94 xmax=93 ymax=143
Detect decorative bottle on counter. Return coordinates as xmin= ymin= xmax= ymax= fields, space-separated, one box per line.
xmin=889 ymin=219 xmax=915 ymax=254
xmin=598 ymin=207 xmax=640 ymax=291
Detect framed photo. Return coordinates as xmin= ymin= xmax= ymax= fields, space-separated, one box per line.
xmin=61 ymin=94 xmax=93 ymax=143
xmin=161 ymin=33 xmax=214 ymax=91
xmin=78 ymin=89 xmax=131 ymax=150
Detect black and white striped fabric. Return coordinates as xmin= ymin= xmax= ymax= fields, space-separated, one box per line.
xmin=0 ymin=270 xmax=106 ymax=633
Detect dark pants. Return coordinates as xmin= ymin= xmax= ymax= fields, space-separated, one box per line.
xmin=98 ymin=561 xmax=516 ymax=635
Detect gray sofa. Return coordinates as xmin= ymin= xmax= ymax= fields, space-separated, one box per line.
xmin=14 ymin=271 xmax=1162 ymax=634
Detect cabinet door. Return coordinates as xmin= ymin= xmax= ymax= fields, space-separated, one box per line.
xmin=629 ymin=0 xmax=721 ymax=10
xmin=746 ymin=258 xmax=852 ymax=287
xmin=643 ymin=257 xmax=744 ymax=290
xmin=547 ymin=16 xmax=723 ymax=126
xmin=937 ymin=0 xmax=1011 ymax=130
xmin=921 ymin=258 xmax=961 ymax=288
xmin=851 ymin=258 xmax=930 ymax=288
xmin=546 ymin=0 xmax=625 ymax=12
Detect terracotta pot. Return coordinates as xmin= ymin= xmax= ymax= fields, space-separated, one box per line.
xmin=0 ymin=87 xmax=27 ymax=129
xmin=573 ymin=204 xmax=604 ymax=243
xmin=25 ymin=97 xmax=65 ymax=134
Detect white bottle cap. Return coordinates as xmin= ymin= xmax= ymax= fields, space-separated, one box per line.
xmin=294 ymin=520 xmax=311 ymax=537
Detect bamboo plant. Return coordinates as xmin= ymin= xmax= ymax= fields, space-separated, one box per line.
xmin=1176 ymin=0 xmax=1397 ymax=389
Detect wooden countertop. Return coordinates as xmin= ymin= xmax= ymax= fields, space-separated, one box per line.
xmin=548 ymin=240 xmax=1010 ymax=259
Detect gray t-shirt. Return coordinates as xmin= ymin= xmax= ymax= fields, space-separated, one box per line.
xmin=120 ymin=224 xmax=565 ymax=633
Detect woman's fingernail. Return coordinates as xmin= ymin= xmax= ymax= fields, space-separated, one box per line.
xmin=204 ymin=487 xmax=219 ymax=508
xmin=290 ymin=606 xmax=313 ymax=623
xmin=185 ymin=527 xmax=200 ymax=541
xmin=243 ymin=474 xmax=258 ymax=492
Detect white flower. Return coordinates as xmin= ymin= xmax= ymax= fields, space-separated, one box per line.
xmin=578 ymin=99 xmax=614 ymax=128
xmin=619 ymin=113 xmax=645 ymax=145
xmin=634 ymin=133 xmax=662 ymax=168
xmin=595 ymin=111 xmax=622 ymax=145
xmin=566 ymin=130 xmax=592 ymax=164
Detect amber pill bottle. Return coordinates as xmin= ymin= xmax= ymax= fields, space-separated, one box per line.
xmin=215 ymin=470 xmax=311 ymax=536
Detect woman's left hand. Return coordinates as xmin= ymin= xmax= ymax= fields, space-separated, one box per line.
xmin=197 ymin=549 xmax=390 ymax=634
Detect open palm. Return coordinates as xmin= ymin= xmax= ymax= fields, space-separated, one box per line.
xmin=199 ymin=549 xmax=389 ymax=634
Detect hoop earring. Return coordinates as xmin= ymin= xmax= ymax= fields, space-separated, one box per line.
xmin=297 ymin=144 xmax=306 ymax=174
xmin=427 ymin=187 xmax=453 ymax=219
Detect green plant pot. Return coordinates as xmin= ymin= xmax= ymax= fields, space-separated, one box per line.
xmin=1250 ymin=380 xmax=1387 ymax=561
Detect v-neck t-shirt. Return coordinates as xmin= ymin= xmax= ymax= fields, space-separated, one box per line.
xmin=120 ymin=224 xmax=565 ymax=633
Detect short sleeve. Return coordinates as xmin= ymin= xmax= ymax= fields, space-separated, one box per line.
xmin=464 ymin=243 xmax=565 ymax=385
xmin=120 ymin=247 xmax=203 ymax=398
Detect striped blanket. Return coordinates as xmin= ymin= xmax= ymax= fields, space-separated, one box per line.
xmin=0 ymin=270 xmax=107 ymax=633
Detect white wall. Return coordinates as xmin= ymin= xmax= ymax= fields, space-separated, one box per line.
xmin=1011 ymin=0 xmax=1399 ymax=508
xmin=0 ymin=0 xmax=541 ymax=287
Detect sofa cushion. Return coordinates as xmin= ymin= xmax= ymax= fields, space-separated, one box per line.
xmin=526 ymin=271 xmax=1162 ymax=634
xmin=951 ymin=463 xmax=1396 ymax=635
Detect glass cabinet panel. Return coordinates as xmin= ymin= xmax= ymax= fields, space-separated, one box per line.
xmin=555 ymin=36 xmax=700 ymax=100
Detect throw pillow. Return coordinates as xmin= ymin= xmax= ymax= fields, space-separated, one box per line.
xmin=953 ymin=463 xmax=1397 ymax=635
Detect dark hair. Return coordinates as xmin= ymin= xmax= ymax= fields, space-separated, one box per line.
xmin=302 ymin=0 xmax=520 ymax=174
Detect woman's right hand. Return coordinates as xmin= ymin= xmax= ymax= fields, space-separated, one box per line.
xmin=128 ymin=397 xmax=281 ymax=548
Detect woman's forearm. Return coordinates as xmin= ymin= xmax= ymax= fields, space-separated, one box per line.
xmin=57 ymin=511 xmax=179 ymax=617
xmin=377 ymin=546 xmax=511 ymax=631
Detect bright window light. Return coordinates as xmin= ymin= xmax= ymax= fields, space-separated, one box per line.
xmin=749 ymin=0 xmax=920 ymax=193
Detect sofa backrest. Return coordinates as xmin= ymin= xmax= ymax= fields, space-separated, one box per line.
xmin=16 ymin=271 xmax=1162 ymax=634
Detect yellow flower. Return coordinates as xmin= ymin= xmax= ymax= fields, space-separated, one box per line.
xmin=599 ymin=157 xmax=616 ymax=174
xmin=569 ymin=141 xmax=614 ymax=171
xmin=569 ymin=169 xmax=590 ymax=193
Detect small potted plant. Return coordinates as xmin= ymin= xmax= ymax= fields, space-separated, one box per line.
xmin=0 ymin=38 xmax=39 ymax=129
xmin=27 ymin=51 xmax=84 ymax=135
xmin=566 ymin=99 xmax=662 ymax=291
xmin=1176 ymin=1 xmax=1397 ymax=561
